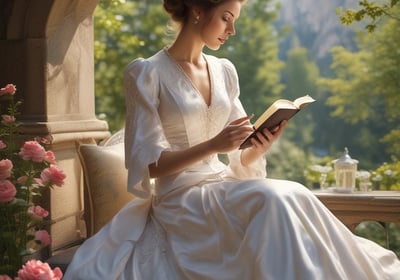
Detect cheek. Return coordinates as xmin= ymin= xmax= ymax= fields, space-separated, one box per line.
xmin=200 ymin=26 xmax=213 ymax=43
xmin=203 ymin=16 xmax=223 ymax=33
xmin=201 ymin=21 xmax=222 ymax=40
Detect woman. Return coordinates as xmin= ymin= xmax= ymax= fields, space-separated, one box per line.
xmin=64 ymin=0 xmax=400 ymax=279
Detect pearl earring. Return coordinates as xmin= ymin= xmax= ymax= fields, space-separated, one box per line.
xmin=194 ymin=15 xmax=200 ymax=24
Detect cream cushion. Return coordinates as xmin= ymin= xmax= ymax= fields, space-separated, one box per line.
xmin=78 ymin=142 xmax=135 ymax=236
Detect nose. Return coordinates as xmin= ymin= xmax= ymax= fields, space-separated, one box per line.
xmin=227 ymin=22 xmax=235 ymax=36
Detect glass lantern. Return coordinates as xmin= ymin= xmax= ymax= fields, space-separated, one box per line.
xmin=333 ymin=147 xmax=358 ymax=192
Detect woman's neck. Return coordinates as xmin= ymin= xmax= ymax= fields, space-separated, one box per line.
xmin=167 ymin=29 xmax=205 ymax=65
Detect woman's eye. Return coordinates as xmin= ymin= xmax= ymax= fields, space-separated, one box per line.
xmin=222 ymin=13 xmax=231 ymax=22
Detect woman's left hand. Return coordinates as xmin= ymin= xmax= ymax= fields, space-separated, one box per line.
xmin=240 ymin=120 xmax=288 ymax=166
xmin=249 ymin=120 xmax=288 ymax=154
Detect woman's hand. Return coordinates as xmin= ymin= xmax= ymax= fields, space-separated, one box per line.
xmin=241 ymin=120 xmax=288 ymax=166
xmin=249 ymin=120 xmax=288 ymax=153
xmin=208 ymin=115 xmax=255 ymax=153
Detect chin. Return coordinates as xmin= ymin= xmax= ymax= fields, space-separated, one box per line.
xmin=207 ymin=44 xmax=221 ymax=51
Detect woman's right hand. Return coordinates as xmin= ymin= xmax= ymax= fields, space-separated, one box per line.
xmin=208 ymin=115 xmax=255 ymax=153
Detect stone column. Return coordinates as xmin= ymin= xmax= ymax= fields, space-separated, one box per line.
xmin=0 ymin=0 xmax=110 ymax=252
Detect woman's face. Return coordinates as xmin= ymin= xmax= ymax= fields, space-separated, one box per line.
xmin=199 ymin=0 xmax=242 ymax=50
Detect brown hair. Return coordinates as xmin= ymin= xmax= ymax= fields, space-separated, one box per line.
xmin=163 ymin=0 xmax=245 ymax=24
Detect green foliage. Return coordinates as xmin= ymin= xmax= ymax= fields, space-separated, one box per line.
xmin=94 ymin=0 xmax=169 ymax=132
xmin=265 ymin=139 xmax=310 ymax=184
xmin=370 ymin=158 xmax=400 ymax=190
xmin=319 ymin=46 xmax=374 ymax=123
xmin=337 ymin=0 xmax=400 ymax=32
xmin=382 ymin=129 xmax=400 ymax=156
xmin=281 ymin=48 xmax=319 ymax=151
xmin=319 ymin=13 xmax=400 ymax=164
xmin=304 ymin=156 xmax=335 ymax=189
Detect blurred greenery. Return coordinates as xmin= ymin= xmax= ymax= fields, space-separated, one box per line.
xmin=319 ymin=10 xmax=400 ymax=164
xmin=94 ymin=0 xmax=169 ymax=132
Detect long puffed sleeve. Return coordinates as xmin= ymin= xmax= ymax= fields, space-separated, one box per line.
xmin=220 ymin=58 xmax=267 ymax=179
xmin=124 ymin=58 xmax=171 ymax=198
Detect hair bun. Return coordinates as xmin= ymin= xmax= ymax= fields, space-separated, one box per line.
xmin=163 ymin=0 xmax=188 ymax=23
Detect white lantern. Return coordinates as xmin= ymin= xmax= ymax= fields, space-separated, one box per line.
xmin=333 ymin=147 xmax=358 ymax=192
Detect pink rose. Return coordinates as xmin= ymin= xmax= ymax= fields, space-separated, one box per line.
xmin=40 ymin=165 xmax=66 ymax=187
xmin=45 ymin=150 xmax=56 ymax=164
xmin=0 ymin=180 xmax=16 ymax=203
xmin=0 ymin=84 xmax=16 ymax=96
xmin=0 ymin=159 xmax=13 ymax=180
xmin=16 ymin=260 xmax=62 ymax=280
xmin=0 ymin=140 xmax=7 ymax=149
xmin=19 ymin=141 xmax=47 ymax=162
xmin=34 ymin=230 xmax=51 ymax=246
xmin=0 ymin=275 xmax=12 ymax=280
xmin=1 ymin=114 xmax=15 ymax=123
xmin=28 ymin=205 xmax=49 ymax=219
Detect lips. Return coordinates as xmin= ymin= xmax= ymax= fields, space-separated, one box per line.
xmin=219 ymin=38 xmax=227 ymax=44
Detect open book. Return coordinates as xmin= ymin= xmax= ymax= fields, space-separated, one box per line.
xmin=239 ymin=95 xmax=316 ymax=149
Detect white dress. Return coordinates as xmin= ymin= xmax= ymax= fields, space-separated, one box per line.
xmin=64 ymin=49 xmax=400 ymax=280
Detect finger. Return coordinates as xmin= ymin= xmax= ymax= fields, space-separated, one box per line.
xmin=270 ymin=120 xmax=288 ymax=134
xmin=250 ymin=134 xmax=270 ymax=149
xmin=223 ymin=126 xmax=252 ymax=144
xmin=250 ymin=137 xmax=261 ymax=148
xmin=279 ymin=120 xmax=288 ymax=130
xmin=271 ymin=125 xmax=280 ymax=134
xmin=237 ymin=127 xmax=256 ymax=141
xmin=229 ymin=124 xmax=255 ymax=138
xmin=261 ymin=128 xmax=274 ymax=139
xmin=272 ymin=120 xmax=288 ymax=137
xmin=230 ymin=114 xmax=254 ymax=126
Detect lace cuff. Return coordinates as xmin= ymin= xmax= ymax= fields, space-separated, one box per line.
xmin=227 ymin=149 xmax=267 ymax=179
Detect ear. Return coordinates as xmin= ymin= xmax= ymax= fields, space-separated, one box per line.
xmin=192 ymin=8 xmax=200 ymax=19
xmin=192 ymin=5 xmax=204 ymax=19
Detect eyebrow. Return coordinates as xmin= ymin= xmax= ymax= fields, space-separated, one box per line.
xmin=225 ymin=10 xmax=235 ymax=18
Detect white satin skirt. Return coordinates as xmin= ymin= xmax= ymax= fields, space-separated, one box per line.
xmin=64 ymin=178 xmax=400 ymax=279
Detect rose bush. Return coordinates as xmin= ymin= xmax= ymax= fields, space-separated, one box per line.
xmin=0 ymin=84 xmax=64 ymax=278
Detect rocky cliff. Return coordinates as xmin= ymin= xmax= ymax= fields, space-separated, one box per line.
xmin=276 ymin=0 xmax=358 ymax=63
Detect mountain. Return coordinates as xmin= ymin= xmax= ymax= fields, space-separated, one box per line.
xmin=275 ymin=0 xmax=359 ymax=71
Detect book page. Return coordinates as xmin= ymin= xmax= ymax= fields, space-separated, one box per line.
xmin=293 ymin=95 xmax=316 ymax=109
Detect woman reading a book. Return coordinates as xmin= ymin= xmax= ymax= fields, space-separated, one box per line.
xmin=64 ymin=0 xmax=400 ymax=279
